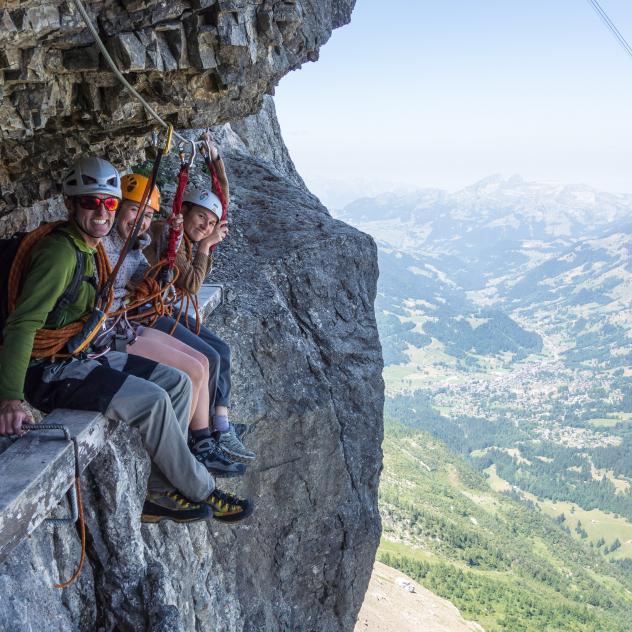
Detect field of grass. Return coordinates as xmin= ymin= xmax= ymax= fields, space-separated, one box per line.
xmin=484 ymin=465 xmax=632 ymax=559
xmin=379 ymin=418 xmax=632 ymax=631
xmin=382 ymin=337 xmax=463 ymax=394
xmin=485 ymin=464 xmax=512 ymax=493
xmin=588 ymin=412 xmax=632 ymax=428
xmin=538 ymin=500 xmax=632 ymax=560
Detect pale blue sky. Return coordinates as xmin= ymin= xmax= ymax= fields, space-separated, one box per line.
xmin=275 ymin=0 xmax=632 ymax=207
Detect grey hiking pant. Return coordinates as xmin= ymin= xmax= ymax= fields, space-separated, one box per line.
xmin=154 ymin=315 xmax=232 ymax=410
xmin=24 ymin=351 xmax=214 ymax=501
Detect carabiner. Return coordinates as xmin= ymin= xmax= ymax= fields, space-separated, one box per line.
xmin=163 ymin=124 xmax=174 ymax=156
xmin=177 ymin=139 xmax=196 ymax=168
xmin=186 ymin=138 xmax=196 ymax=167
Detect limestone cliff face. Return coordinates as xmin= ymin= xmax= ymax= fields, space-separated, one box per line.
xmin=0 ymin=3 xmax=384 ymax=629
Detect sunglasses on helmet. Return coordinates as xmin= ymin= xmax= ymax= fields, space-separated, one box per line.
xmin=75 ymin=195 xmax=120 ymax=212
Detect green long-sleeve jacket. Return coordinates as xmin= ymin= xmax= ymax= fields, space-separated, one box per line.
xmin=0 ymin=223 xmax=97 ymax=401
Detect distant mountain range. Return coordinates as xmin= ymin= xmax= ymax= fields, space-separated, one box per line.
xmin=502 ymin=224 xmax=632 ymax=370
xmin=339 ymin=176 xmax=632 ymax=370
xmin=338 ymin=175 xmax=632 ymax=291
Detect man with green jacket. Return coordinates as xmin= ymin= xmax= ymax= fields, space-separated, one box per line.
xmin=0 ymin=156 xmax=252 ymax=524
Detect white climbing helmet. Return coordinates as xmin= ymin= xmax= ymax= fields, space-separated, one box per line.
xmin=62 ymin=156 xmax=122 ymax=198
xmin=183 ymin=188 xmax=222 ymax=221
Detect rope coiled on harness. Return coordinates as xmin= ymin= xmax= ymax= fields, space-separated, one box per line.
xmin=7 ymin=223 xmax=113 ymax=359
xmin=108 ymin=260 xmax=181 ymax=325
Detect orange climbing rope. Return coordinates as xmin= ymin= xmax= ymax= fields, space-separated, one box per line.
xmin=21 ymin=422 xmax=87 ymax=589
xmin=108 ymin=260 xmax=181 ymax=326
xmin=7 ymin=223 xmax=113 ymax=358
xmin=53 ymin=475 xmax=86 ymax=589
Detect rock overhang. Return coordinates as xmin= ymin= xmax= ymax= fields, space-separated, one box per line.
xmin=0 ymin=0 xmax=355 ymax=214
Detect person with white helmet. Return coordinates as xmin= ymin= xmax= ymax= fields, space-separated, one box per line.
xmin=101 ymin=172 xmax=246 ymax=477
xmin=144 ymin=140 xmax=256 ymax=464
xmin=0 ymin=156 xmax=253 ymax=524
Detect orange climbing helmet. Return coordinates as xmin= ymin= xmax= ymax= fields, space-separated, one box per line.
xmin=121 ymin=173 xmax=161 ymax=211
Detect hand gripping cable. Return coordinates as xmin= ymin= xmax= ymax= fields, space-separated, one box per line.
xmin=198 ymin=135 xmax=228 ymax=254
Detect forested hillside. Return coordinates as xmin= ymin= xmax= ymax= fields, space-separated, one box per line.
xmin=379 ymin=419 xmax=632 ymax=631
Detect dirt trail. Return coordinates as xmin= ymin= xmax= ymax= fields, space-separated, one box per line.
xmin=355 ymin=562 xmax=484 ymax=632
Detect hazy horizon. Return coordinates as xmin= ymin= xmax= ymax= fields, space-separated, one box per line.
xmin=309 ymin=172 xmax=632 ymax=211
xmin=275 ymin=0 xmax=632 ymax=209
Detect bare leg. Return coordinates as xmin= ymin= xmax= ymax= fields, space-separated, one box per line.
xmin=128 ymin=328 xmax=210 ymax=430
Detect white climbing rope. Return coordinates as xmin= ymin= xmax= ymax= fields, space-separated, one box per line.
xmin=586 ymin=0 xmax=632 ymax=62
xmin=71 ymin=0 xmax=195 ymax=151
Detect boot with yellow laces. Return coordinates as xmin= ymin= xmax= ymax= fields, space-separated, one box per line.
xmin=142 ymin=487 xmax=253 ymax=523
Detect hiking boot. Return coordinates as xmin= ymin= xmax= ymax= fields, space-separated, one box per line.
xmin=216 ymin=425 xmax=256 ymax=463
xmin=190 ymin=436 xmax=247 ymax=478
xmin=204 ymin=487 xmax=254 ymax=523
xmin=141 ymin=491 xmax=212 ymax=523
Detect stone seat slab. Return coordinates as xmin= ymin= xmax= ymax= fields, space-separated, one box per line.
xmin=189 ymin=283 xmax=223 ymax=320
xmin=0 ymin=409 xmax=110 ymax=563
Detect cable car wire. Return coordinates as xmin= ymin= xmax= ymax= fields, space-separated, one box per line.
xmin=586 ymin=0 xmax=632 ymax=61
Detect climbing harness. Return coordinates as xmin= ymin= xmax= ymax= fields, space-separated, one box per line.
xmin=20 ymin=422 xmax=86 ymax=589
xmin=586 ymin=0 xmax=632 ymax=62
xmin=7 ymin=223 xmax=112 ymax=359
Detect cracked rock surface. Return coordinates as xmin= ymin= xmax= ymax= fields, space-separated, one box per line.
xmin=0 ymin=100 xmax=383 ymax=630
xmin=0 ymin=0 xmax=354 ymax=215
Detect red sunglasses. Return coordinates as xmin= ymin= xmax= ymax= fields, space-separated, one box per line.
xmin=76 ymin=195 xmax=120 ymax=212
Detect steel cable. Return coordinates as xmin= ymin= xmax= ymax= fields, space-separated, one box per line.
xmin=70 ymin=0 xmax=195 ymax=152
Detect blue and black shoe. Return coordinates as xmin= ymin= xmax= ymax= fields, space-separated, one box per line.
xmin=190 ymin=436 xmax=247 ymax=478
xmin=231 ymin=422 xmax=250 ymax=440
xmin=216 ymin=425 xmax=256 ymax=463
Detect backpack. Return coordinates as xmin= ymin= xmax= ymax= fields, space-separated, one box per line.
xmin=0 ymin=229 xmax=95 ymax=345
